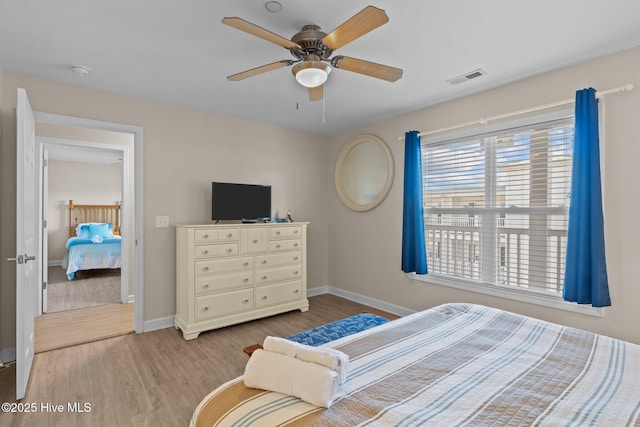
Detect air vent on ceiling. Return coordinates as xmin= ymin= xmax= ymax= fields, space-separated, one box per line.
xmin=446 ymin=68 xmax=487 ymax=85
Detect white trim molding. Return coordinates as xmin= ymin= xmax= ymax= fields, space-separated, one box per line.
xmin=143 ymin=316 xmax=175 ymax=333
xmin=308 ymin=286 xmax=415 ymax=317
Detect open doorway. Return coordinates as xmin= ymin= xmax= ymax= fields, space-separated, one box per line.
xmin=42 ymin=138 xmax=126 ymax=314
xmin=33 ymin=121 xmax=138 ymax=352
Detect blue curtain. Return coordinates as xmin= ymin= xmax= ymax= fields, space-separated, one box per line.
xmin=563 ymin=88 xmax=611 ymax=307
xmin=401 ymin=131 xmax=428 ymax=274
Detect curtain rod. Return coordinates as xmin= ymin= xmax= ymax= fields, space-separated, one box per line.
xmin=398 ymin=83 xmax=634 ymax=140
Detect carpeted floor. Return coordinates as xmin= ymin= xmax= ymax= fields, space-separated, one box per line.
xmin=46 ymin=266 xmax=121 ymax=313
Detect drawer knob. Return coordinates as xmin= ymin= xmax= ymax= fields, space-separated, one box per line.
xmin=227 ymin=233 xmax=233 ymax=238
xmin=294 ymin=230 xmax=298 ymax=234
xmin=243 ymin=262 xmax=249 ymax=267
xmin=204 ymin=284 xmax=209 ymax=288
xmin=293 ymin=256 xmax=299 ymax=261
xmin=243 ymin=298 xmax=249 ymax=303
xmin=262 ymin=295 xmax=268 ymax=300
xmin=294 ymin=289 xmax=299 ymax=293
xmin=276 ymin=231 xmax=281 ymax=235
xmin=252 ymin=239 xmax=258 ymax=243
xmin=261 ymin=260 xmax=267 ymax=265
xmin=293 ymin=243 xmax=298 ymax=247
xmin=293 ymin=270 xmax=299 ymax=275
xmin=276 ymin=244 xmax=281 ymax=249
xmin=203 ymin=250 xmax=209 ymax=254
xmin=226 ymin=248 xmax=232 ymax=253
xmin=204 ymin=234 xmax=209 ymax=239
xmin=243 ymin=278 xmax=249 ymax=283
xmin=203 ymin=306 xmax=209 ymax=311
xmin=262 ymin=275 xmax=267 ymax=280
xmin=203 ymin=266 xmax=209 ymax=271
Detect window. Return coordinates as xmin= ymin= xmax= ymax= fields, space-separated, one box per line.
xmin=418 ymin=111 xmax=580 ymax=308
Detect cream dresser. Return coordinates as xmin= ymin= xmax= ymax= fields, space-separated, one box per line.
xmin=175 ymin=222 xmax=309 ymax=340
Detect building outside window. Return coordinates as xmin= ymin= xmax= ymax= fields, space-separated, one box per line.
xmin=421 ymin=112 xmax=574 ymax=300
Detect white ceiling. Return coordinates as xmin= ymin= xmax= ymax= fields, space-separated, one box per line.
xmin=2 ymin=1 xmax=640 ymax=137
xmin=46 ymin=143 xmax=122 ymax=165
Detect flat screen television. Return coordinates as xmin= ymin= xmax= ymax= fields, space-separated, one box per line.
xmin=212 ymin=182 xmax=271 ymax=221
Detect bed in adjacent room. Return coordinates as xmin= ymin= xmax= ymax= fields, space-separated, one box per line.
xmin=191 ymin=303 xmax=640 ymax=426
xmin=61 ymin=200 xmax=122 ymax=280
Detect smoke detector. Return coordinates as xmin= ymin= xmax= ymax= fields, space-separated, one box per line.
xmin=447 ymin=68 xmax=486 ymax=85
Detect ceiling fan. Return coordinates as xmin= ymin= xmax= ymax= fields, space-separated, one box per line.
xmin=222 ymin=5 xmax=403 ymax=101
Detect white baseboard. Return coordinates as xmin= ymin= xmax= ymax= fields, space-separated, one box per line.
xmin=1 ymin=347 xmax=16 ymax=364
xmin=143 ymin=287 xmax=410 ymax=335
xmin=48 ymin=260 xmax=62 ymax=267
xmin=307 ymin=286 xmax=329 ymax=297
xmin=143 ymin=315 xmax=175 ymax=333
xmin=307 ymin=286 xmax=415 ymax=317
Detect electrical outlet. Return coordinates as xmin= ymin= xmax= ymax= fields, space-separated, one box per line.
xmin=156 ymin=216 xmax=169 ymax=228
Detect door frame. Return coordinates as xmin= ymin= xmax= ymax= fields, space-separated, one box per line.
xmin=38 ymin=136 xmax=131 ymax=309
xmin=33 ymin=112 xmax=144 ymax=333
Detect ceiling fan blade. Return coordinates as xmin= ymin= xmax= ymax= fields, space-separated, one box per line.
xmin=322 ymin=6 xmax=389 ymax=51
xmin=222 ymin=17 xmax=300 ymax=51
xmin=308 ymin=85 xmax=324 ymax=102
xmin=227 ymin=60 xmax=294 ymax=81
xmin=332 ymin=56 xmax=403 ymax=82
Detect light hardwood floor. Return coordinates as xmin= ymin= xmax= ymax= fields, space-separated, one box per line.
xmin=0 ymin=294 xmax=398 ymax=427
xmin=35 ymin=303 xmax=134 ymax=353
xmin=47 ymin=267 xmax=121 ymax=313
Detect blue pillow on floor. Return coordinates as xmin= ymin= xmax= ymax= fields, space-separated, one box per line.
xmin=286 ymin=313 xmax=389 ymax=346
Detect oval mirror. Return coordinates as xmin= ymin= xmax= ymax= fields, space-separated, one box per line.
xmin=335 ymin=135 xmax=394 ymax=211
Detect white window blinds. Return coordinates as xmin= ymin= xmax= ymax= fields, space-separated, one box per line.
xmin=422 ymin=115 xmax=574 ymax=296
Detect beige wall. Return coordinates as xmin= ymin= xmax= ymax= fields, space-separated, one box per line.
xmin=47 ymin=160 xmax=123 ymax=261
xmin=328 ymin=46 xmax=640 ymax=344
xmin=2 ymin=47 xmax=638 ymax=355
xmin=0 ymin=73 xmax=330 ymax=352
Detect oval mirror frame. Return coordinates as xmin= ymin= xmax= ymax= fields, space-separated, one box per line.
xmin=335 ymin=134 xmax=394 ymax=212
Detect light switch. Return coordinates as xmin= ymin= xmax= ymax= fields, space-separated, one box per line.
xmin=156 ymin=216 xmax=169 ymax=228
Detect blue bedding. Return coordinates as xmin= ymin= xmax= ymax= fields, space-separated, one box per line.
xmin=286 ymin=313 xmax=389 ymax=346
xmin=66 ymin=236 xmax=122 ymax=249
xmin=63 ymin=236 xmax=122 ymax=279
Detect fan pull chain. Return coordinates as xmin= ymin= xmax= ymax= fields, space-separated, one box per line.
xmin=322 ymin=85 xmax=326 ymax=126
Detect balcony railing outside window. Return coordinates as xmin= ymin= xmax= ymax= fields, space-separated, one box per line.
xmin=421 ymin=115 xmax=573 ymax=298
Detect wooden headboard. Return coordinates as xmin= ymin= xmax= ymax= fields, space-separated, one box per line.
xmin=68 ymin=199 xmax=121 ymax=238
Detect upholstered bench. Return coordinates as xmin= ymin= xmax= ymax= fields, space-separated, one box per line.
xmin=285 ymin=312 xmax=389 ymax=346
xmin=243 ymin=312 xmax=390 ymax=356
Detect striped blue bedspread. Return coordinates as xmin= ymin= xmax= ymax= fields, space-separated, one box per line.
xmin=191 ymin=303 xmax=640 ymax=426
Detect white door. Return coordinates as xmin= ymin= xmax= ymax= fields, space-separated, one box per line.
xmin=15 ymin=88 xmax=37 ymax=400
xmin=41 ymin=146 xmax=49 ymax=313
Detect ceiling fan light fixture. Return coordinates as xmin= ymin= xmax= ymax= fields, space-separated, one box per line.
xmin=293 ymin=61 xmax=331 ymax=88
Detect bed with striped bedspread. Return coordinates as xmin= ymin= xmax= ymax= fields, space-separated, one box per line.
xmin=191 ymin=303 xmax=640 ymax=426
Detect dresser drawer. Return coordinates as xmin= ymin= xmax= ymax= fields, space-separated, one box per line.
xmin=269 ymin=239 xmax=302 ymax=252
xmin=255 ymin=251 xmax=301 ymax=269
xmin=195 ymin=272 xmax=253 ymax=295
xmin=194 ymin=243 xmax=240 ymax=259
xmin=255 ymin=265 xmax=302 ymax=285
xmin=269 ymin=226 xmax=303 ymax=239
xmin=240 ymin=228 xmax=268 ymax=254
xmin=194 ymin=243 xmax=238 ymax=259
xmin=195 ymin=228 xmax=238 ymax=244
xmin=195 ymin=288 xmax=253 ymax=321
xmin=195 ymin=257 xmax=253 ymax=276
xmin=255 ymin=280 xmax=302 ymax=309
